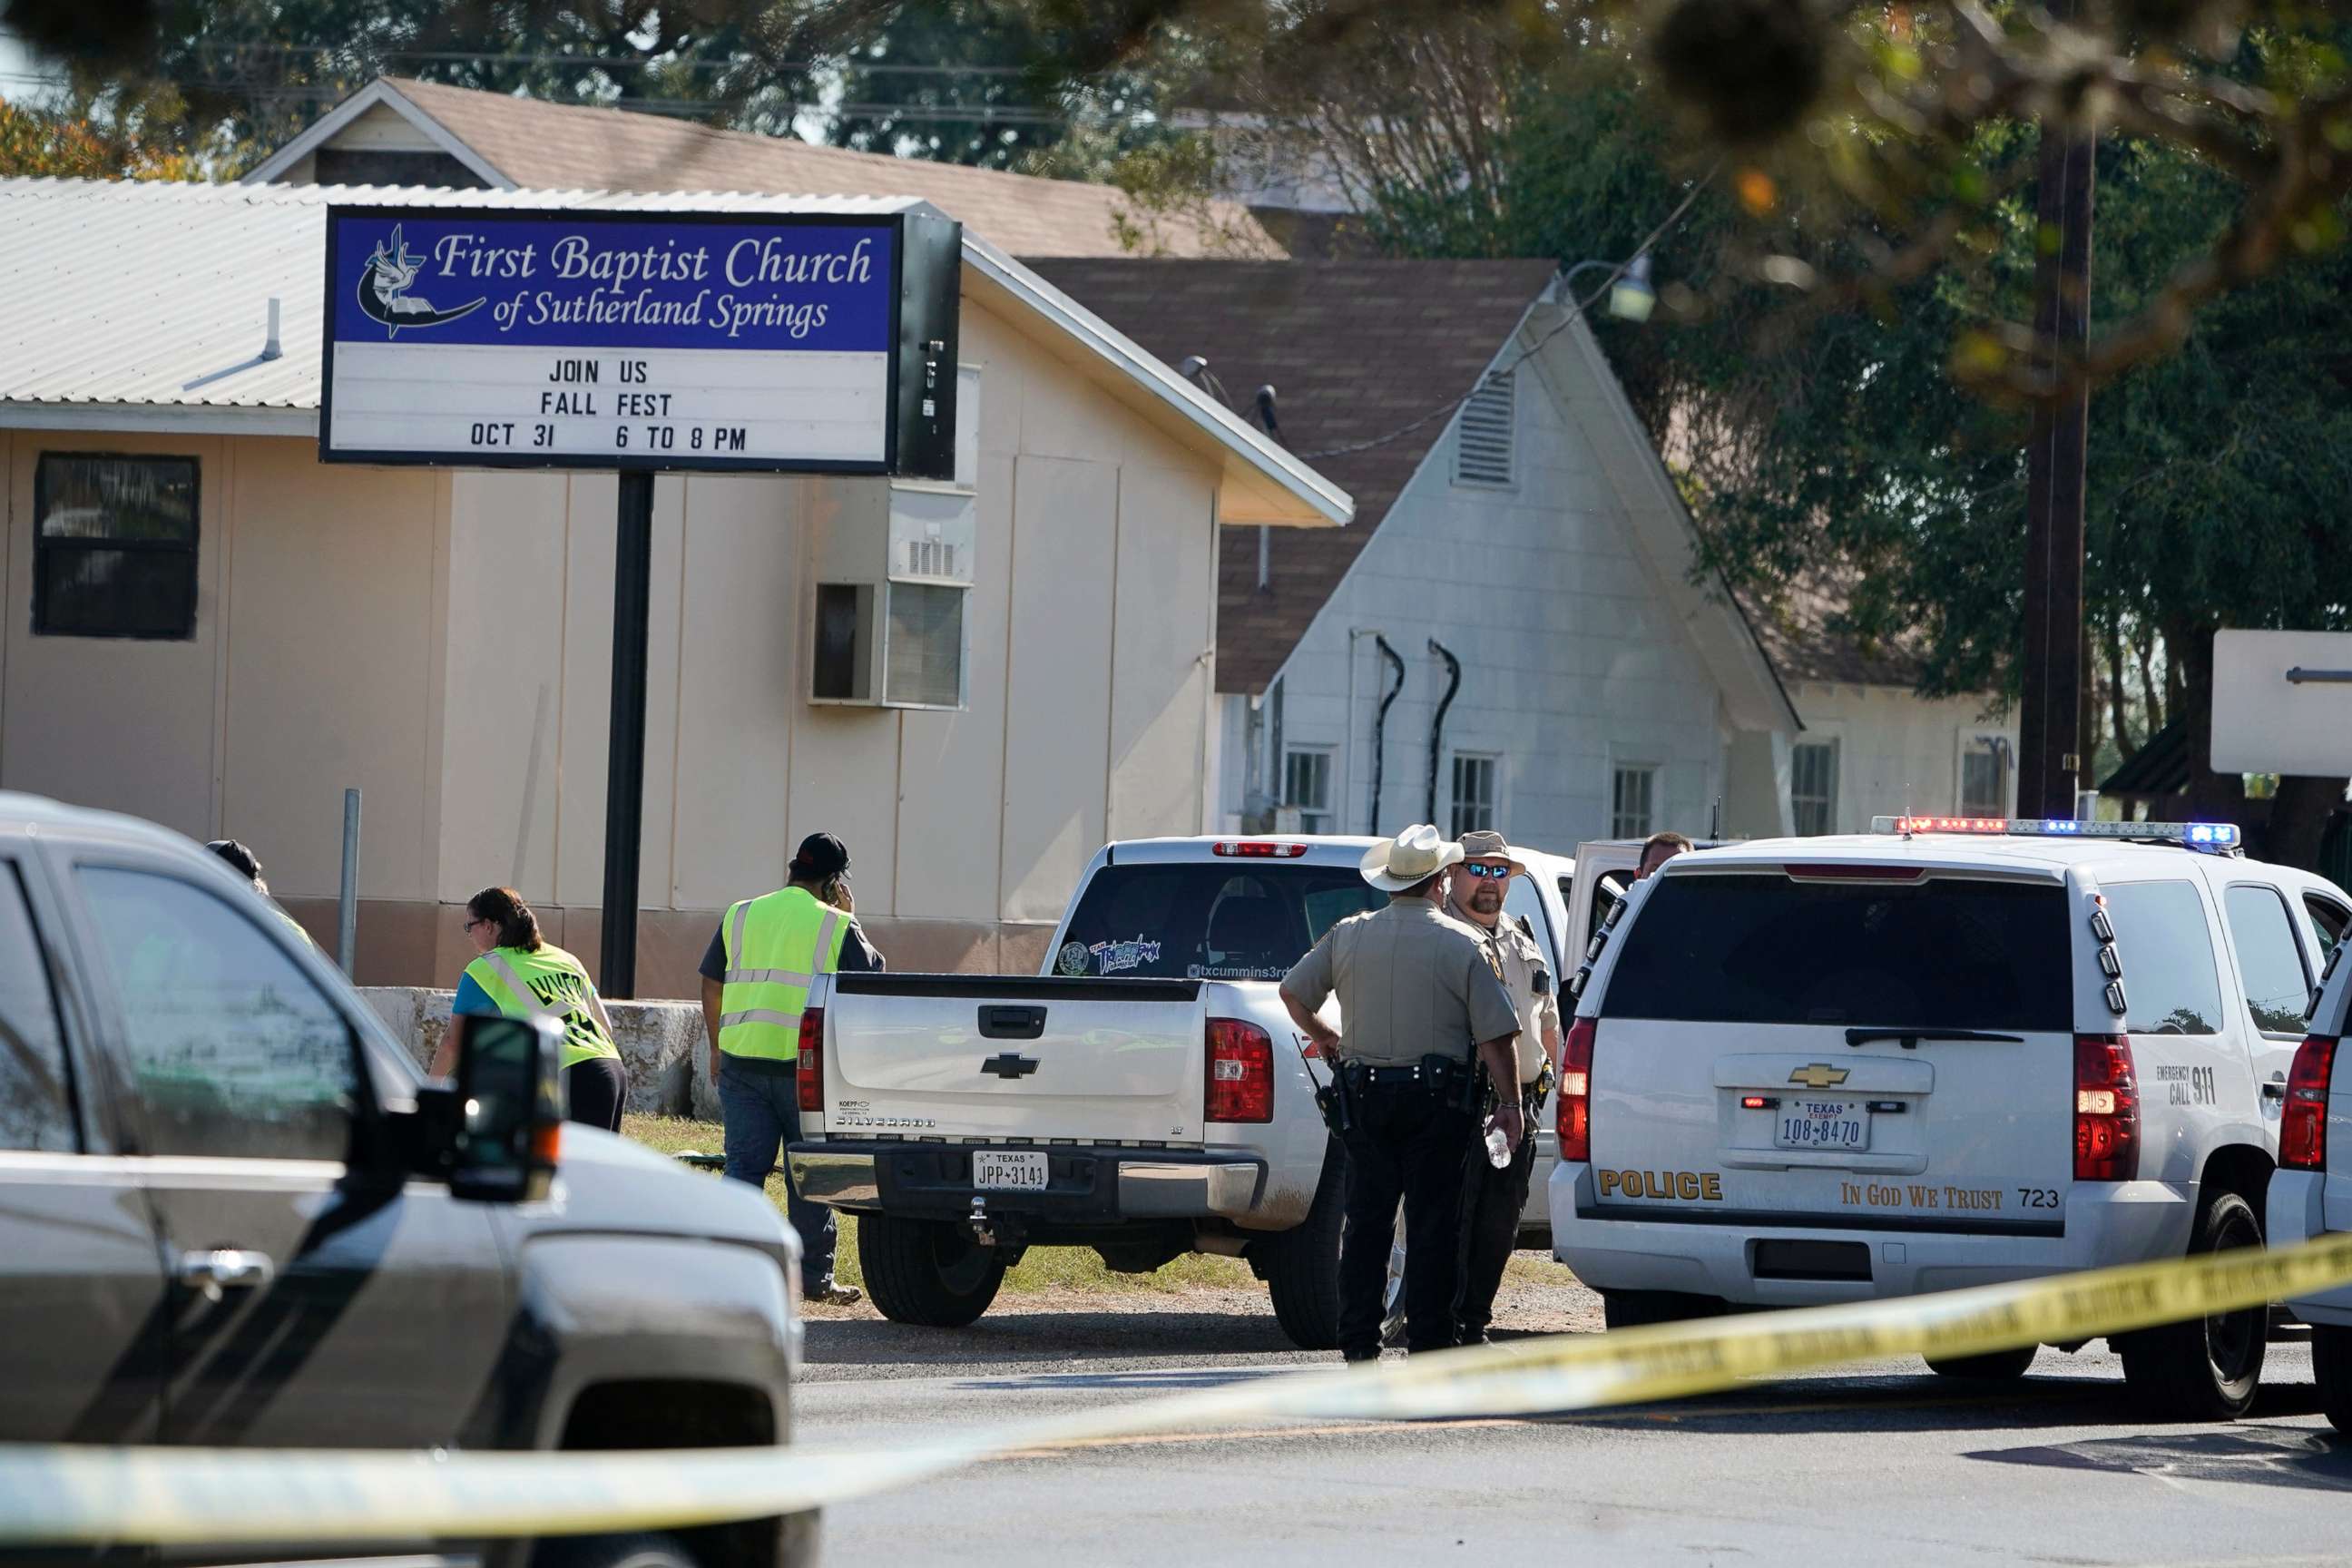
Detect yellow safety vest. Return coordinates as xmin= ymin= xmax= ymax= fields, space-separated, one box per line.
xmin=463 ymin=943 xmax=621 ymax=1072
xmin=718 ymin=887 xmax=850 ymax=1062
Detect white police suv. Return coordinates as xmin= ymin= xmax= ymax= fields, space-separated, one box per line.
xmin=2267 ymin=917 xmax=2352 ymax=1430
xmin=1552 ymin=817 xmax=2350 ymax=1418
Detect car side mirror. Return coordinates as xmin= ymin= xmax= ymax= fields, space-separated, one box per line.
xmin=443 ymin=1013 xmax=564 ymax=1202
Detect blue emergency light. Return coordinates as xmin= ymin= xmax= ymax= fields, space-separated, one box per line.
xmin=1867 ymin=816 xmax=2241 ymax=852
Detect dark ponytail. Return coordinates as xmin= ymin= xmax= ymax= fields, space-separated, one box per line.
xmin=466 ymin=887 xmax=543 ymax=952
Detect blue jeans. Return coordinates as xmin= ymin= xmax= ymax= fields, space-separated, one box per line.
xmin=718 ymin=1062 xmax=838 ymax=1292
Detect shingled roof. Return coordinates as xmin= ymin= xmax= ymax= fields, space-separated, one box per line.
xmin=1738 ymin=575 xmax=1929 ymax=689
xmin=246 ymin=77 xmax=1283 ymax=261
xmin=1032 ymin=257 xmax=1561 ymax=693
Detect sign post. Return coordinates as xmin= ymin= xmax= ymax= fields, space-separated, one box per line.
xmin=321 ymin=202 xmax=960 ymax=994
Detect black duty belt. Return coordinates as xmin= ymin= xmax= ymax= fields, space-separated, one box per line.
xmin=1357 ymin=1061 xmax=1467 ymax=1088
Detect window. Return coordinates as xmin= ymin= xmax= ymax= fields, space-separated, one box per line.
xmin=1602 ymin=875 xmax=2073 ymax=1030
xmin=884 ymin=582 xmax=964 ymax=707
xmin=34 ymin=454 xmax=200 ymax=639
xmin=2103 ymin=881 xmax=2225 ymax=1036
xmin=0 ymin=867 xmax=74 ymax=1153
xmin=1611 ymin=765 xmax=1657 ymax=839
xmin=1059 ymin=864 xmax=1382 ymax=981
xmin=1960 ymin=736 xmax=2010 ymax=817
xmin=1451 ymin=754 xmax=1498 ymax=838
xmin=1454 ymin=370 xmax=1514 ymax=487
xmin=2304 ymin=895 xmax=2348 ymax=965
xmin=2224 ymin=885 xmax=2312 ymax=1034
xmin=77 ymin=867 xmax=358 ymax=1161
xmin=1790 ymin=740 xmax=1839 ymax=836
xmin=1283 ymin=748 xmax=1334 ymax=835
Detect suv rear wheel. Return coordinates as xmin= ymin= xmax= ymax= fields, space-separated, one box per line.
xmin=858 ymin=1213 xmax=1006 ymax=1327
xmin=535 ymin=1532 xmax=697 ymax=1568
xmin=2118 ymin=1189 xmax=2267 ymax=1420
xmin=2313 ymin=1323 xmax=2352 ymax=1433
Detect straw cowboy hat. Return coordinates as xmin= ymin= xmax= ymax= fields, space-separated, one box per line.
xmin=1359 ymin=824 xmax=1465 ymax=893
xmin=1455 ymin=829 xmax=1529 ymax=877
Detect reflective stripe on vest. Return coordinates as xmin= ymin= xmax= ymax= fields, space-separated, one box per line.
xmin=465 ymin=945 xmax=622 ymax=1073
xmin=718 ymin=888 xmax=848 ymax=1062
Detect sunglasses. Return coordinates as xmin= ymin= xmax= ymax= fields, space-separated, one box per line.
xmin=1459 ymin=862 xmax=1514 ymax=880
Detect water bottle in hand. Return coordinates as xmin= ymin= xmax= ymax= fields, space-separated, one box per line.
xmin=1484 ymin=1122 xmax=1512 ymax=1169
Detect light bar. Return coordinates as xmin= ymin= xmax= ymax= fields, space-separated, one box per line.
xmin=1210 ymin=841 xmax=1309 ymax=858
xmin=1869 ymin=816 xmax=2241 ymax=851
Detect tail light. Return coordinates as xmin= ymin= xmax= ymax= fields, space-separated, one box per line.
xmin=2073 ymin=1033 xmax=2139 ymax=1181
xmin=1205 ymin=1018 xmax=1275 ymax=1122
xmin=2283 ymin=1034 xmax=2338 ymax=1171
xmin=1558 ymin=1017 xmax=1595 ymax=1162
xmin=796 ymin=1008 xmax=825 ymax=1113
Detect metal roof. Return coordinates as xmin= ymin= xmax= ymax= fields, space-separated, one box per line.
xmin=0 ymin=178 xmax=1348 ymax=527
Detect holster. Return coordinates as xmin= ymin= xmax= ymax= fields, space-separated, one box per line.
xmin=1420 ymin=1053 xmax=1482 ymax=1115
xmin=1317 ymin=1060 xmax=1362 ymax=1136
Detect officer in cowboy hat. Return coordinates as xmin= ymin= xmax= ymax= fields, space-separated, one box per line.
xmin=1279 ymin=825 xmax=1523 ymax=1359
xmin=1446 ymin=829 xmax=1563 ymax=1345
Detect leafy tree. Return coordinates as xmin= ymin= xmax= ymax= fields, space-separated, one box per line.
xmin=0 ymin=89 xmax=210 ymax=177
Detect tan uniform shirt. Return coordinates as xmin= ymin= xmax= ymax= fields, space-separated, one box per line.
xmin=1475 ymin=916 xmax=1559 ymax=1084
xmin=1280 ymin=899 xmax=1520 ymax=1066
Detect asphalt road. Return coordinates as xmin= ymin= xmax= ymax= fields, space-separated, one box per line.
xmin=796 ymin=1289 xmax=2352 ymax=1567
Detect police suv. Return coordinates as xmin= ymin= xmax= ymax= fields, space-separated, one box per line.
xmin=1551 ymin=816 xmax=2349 ymax=1418
xmin=2267 ymin=916 xmax=2352 ymax=1431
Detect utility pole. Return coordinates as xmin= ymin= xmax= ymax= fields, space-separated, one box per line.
xmin=2016 ymin=89 xmax=2096 ymax=819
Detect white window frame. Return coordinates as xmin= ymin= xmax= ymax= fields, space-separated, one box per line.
xmin=1957 ymin=732 xmax=2012 ymax=818
xmin=1449 ymin=752 xmax=1500 ymax=838
xmin=1281 ymin=744 xmax=1336 ymax=836
xmin=1790 ymin=737 xmax=1840 ymax=837
xmin=1610 ymin=761 xmax=1660 ymax=840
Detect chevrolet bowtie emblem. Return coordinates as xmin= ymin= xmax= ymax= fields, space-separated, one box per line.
xmin=1788 ymin=1064 xmax=1850 ymax=1090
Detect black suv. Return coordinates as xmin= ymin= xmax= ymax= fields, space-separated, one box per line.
xmin=0 ymin=792 xmax=812 ymax=1568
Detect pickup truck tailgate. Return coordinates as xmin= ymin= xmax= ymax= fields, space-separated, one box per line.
xmin=820 ymin=975 xmax=1209 ymax=1144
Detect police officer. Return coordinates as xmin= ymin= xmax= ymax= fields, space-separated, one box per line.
xmin=1446 ymin=830 xmax=1561 ymax=1346
xmin=699 ymin=831 xmax=882 ymax=1308
xmin=442 ymin=886 xmax=628 ymax=1131
xmin=1279 ymin=824 xmax=1522 ymax=1360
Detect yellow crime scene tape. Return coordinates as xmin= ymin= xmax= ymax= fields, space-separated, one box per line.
xmin=6 ymin=1230 xmax=2352 ymax=1548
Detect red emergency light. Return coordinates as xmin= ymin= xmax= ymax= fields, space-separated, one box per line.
xmin=1211 ymin=841 xmax=1308 ymax=858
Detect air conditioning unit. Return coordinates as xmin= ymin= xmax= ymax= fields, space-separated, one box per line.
xmin=808 ymin=481 xmax=975 ymax=710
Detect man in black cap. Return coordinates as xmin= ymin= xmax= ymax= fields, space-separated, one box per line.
xmin=700 ymin=832 xmax=884 ymax=1306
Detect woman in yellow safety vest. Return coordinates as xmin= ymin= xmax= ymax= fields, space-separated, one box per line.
xmin=437 ymin=886 xmax=628 ymax=1131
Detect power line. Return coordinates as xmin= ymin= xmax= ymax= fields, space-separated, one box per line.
xmin=1298 ymin=162 xmax=1723 ymax=464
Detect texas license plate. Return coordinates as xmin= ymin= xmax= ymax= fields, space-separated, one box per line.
xmin=973 ymin=1151 xmax=1049 ymax=1190
xmin=1775 ymin=1099 xmax=1870 ymax=1152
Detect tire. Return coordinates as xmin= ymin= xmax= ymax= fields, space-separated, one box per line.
xmin=2119 ymin=1189 xmax=2267 ymax=1420
xmin=2314 ymin=1324 xmax=2352 ymax=1434
xmin=1264 ymin=1142 xmax=1347 ymax=1350
xmin=1925 ymin=1346 xmax=2038 ymax=1380
xmin=857 ymin=1212 xmax=1006 ymax=1328
xmin=1602 ymin=1289 xmax=1718 ymax=1331
xmin=534 ymin=1532 xmax=697 ymax=1568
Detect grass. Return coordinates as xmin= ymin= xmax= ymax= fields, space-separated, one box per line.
xmin=623 ymin=1115 xmax=1257 ymax=1296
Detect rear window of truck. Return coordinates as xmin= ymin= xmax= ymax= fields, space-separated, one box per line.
xmin=1600 ymin=871 xmax=2073 ymax=1030
xmin=1055 ymin=865 xmax=1384 ymax=981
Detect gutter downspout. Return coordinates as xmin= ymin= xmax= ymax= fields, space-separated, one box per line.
xmin=1426 ymin=640 xmax=1462 ymax=824
xmin=1344 ymin=629 xmax=1376 ymax=835
xmin=1370 ymin=635 xmax=1406 ymax=833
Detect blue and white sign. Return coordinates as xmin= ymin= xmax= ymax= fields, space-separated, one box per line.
xmin=320 ymin=206 xmax=960 ymax=475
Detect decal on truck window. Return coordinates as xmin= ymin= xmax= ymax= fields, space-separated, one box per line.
xmin=1056 ymin=941 xmax=1091 ymax=976
xmin=1089 ymin=935 xmax=1161 ymax=975
xmin=1188 ymin=964 xmax=1289 ymax=981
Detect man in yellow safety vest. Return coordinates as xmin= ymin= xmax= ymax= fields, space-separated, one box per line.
xmin=700 ymin=831 xmax=884 ymax=1307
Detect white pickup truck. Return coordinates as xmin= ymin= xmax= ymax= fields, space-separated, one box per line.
xmin=787 ymin=834 xmax=1574 ymax=1347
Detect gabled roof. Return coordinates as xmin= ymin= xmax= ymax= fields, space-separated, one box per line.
xmin=1739 ymin=574 xmax=1928 ymax=689
xmin=0 ymin=179 xmax=1348 ymax=529
xmin=243 ymin=77 xmax=1284 ymax=262
xmin=1033 ymin=258 xmax=1798 ymax=732
xmin=1033 ymin=258 xmax=1557 ymax=693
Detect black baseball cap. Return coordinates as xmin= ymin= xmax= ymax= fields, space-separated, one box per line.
xmin=206 ymin=838 xmax=263 ymax=883
xmin=790 ymin=832 xmax=851 ymax=881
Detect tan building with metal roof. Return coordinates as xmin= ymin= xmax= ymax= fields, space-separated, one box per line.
xmin=0 ymin=180 xmax=1344 ymax=995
